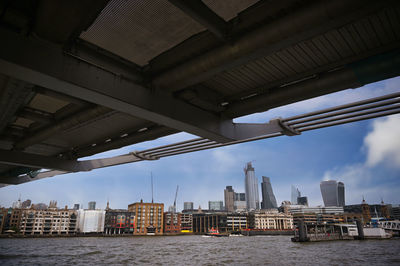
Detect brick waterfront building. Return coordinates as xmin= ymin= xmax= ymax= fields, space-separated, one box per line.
xmin=163 ymin=212 xmax=181 ymax=234
xmin=104 ymin=209 xmax=135 ymax=235
xmin=128 ymin=200 xmax=163 ymax=235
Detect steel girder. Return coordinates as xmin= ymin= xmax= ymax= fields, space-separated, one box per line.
xmin=1 ymin=91 xmax=399 ymax=186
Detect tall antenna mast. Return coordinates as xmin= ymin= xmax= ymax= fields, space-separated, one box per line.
xmin=151 ymin=172 xmax=154 ymax=203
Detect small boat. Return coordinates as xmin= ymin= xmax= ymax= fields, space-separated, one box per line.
xmin=229 ymin=234 xmax=243 ymax=237
xmin=363 ymin=227 xmax=392 ymax=239
xmin=229 ymin=231 xmax=243 ymax=237
xmin=205 ymin=227 xmax=228 ymax=237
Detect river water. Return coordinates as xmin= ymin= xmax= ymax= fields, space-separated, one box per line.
xmin=0 ymin=235 xmax=399 ymax=265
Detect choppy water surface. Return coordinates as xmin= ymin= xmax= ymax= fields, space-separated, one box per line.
xmin=0 ymin=235 xmax=399 ymax=265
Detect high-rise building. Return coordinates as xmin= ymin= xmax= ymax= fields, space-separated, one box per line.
xmin=297 ymin=196 xmax=308 ymax=206
xmin=224 ymin=186 xmax=235 ymax=212
xmin=244 ymin=162 xmax=260 ymax=210
xmin=234 ymin=193 xmax=246 ymax=212
xmin=183 ymin=202 xmax=193 ymax=211
xmin=320 ymin=180 xmax=345 ymax=207
xmin=209 ymin=201 xmax=224 ymax=211
xmin=291 ymin=185 xmax=301 ymax=204
xmin=88 ymin=201 xmax=96 ymax=210
xmin=73 ymin=204 xmax=80 ymax=210
xmin=235 ymin=193 xmax=246 ymax=202
xmin=338 ymin=182 xmax=345 ymax=207
xmin=261 ymin=176 xmax=278 ymax=209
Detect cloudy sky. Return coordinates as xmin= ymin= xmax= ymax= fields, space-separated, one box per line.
xmin=1 ymin=77 xmax=399 ymax=211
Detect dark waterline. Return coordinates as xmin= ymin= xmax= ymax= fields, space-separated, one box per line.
xmin=0 ymin=235 xmax=399 ymax=265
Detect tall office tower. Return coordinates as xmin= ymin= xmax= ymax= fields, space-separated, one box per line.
xmin=88 ymin=201 xmax=96 ymax=210
xmin=337 ymin=182 xmax=345 ymax=207
xmin=320 ymin=180 xmax=345 ymax=207
xmin=244 ymin=162 xmax=260 ymax=210
xmin=183 ymin=202 xmax=194 ymax=210
xmin=208 ymin=201 xmax=224 ymax=211
xmin=224 ymin=186 xmax=235 ymax=212
xmin=291 ymin=185 xmax=301 ymax=204
xmin=261 ymin=176 xmax=278 ymax=209
xmin=73 ymin=204 xmax=80 ymax=210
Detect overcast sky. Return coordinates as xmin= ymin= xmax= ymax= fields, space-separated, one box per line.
xmin=1 ymin=77 xmax=399 ymax=211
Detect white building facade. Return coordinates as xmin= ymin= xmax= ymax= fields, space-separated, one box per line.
xmin=252 ymin=210 xmax=293 ymax=230
xmin=77 ymin=209 xmax=106 ymax=233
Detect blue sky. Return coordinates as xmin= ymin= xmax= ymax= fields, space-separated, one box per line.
xmin=1 ymin=77 xmax=399 ymax=211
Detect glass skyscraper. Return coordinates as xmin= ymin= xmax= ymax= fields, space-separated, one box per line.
xmin=183 ymin=202 xmax=194 ymax=210
xmin=88 ymin=201 xmax=96 ymax=210
xmin=244 ymin=162 xmax=260 ymax=210
xmin=291 ymin=185 xmax=301 ymax=204
xmin=261 ymin=176 xmax=277 ymax=209
xmin=337 ymin=182 xmax=345 ymax=207
xmin=320 ymin=180 xmax=345 ymax=207
xmin=208 ymin=201 xmax=224 ymax=211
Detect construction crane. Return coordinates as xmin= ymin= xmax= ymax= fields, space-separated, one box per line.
xmin=173 ymin=185 xmax=179 ymax=214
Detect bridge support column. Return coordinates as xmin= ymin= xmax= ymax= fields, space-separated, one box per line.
xmin=356 ymin=220 xmax=364 ymax=240
xmin=298 ymin=220 xmax=308 ymax=242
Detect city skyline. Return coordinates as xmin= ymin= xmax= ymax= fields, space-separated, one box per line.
xmin=0 ymin=77 xmax=400 ymax=210
xmin=3 ymin=174 xmax=397 ymax=212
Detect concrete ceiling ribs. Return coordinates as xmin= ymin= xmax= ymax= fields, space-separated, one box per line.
xmin=151 ymin=0 xmax=385 ymax=92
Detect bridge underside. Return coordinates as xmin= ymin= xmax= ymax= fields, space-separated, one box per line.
xmin=0 ymin=0 xmax=400 ymax=185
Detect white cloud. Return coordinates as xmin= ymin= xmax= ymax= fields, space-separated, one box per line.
xmin=319 ymin=113 xmax=400 ymax=205
xmin=364 ymin=114 xmax=400 ymax=168
xmin=211 ymin=148 xmax=242 ymax=174
xmin=320 ymin=163 xmax=399 ymax=204
xmin=322 ymin=164 xmax=372 ymax=187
